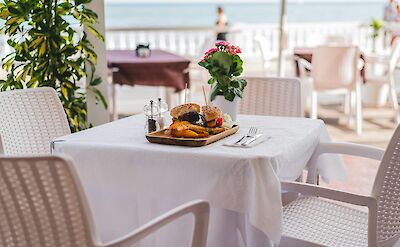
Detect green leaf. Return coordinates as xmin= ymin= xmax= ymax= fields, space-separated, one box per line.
xmin=90 ymin=77 xmax=102 ymax=86
xmin=89 ymin=87 xmax=108 ymax=109
xmin=210 ymin=85 xmax=223 ymax=102
xmin=86 ymin=25 xmax=104 ymax=42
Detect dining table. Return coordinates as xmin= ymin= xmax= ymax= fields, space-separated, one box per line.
xmin=52 ymin=114 xmax=346 ymax=247
xmin=107 ymin=49 xmax=191 ymax=118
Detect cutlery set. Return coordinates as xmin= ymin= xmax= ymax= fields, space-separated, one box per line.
xmin=234 ymin=127 xmax=264 ymax=146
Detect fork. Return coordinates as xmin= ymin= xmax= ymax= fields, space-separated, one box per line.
xmin=242 ymin=128 xmax=258 ymax=146
xmin=234 ymin=127 xmax=257 ymax=145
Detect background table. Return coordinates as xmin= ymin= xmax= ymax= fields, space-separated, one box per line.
xmin=107 ymin=50 xmax=191 ymax=116
xmin=53 ymin=115 xmax=345 ymax=247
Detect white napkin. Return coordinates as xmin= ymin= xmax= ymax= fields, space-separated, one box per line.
xmin=223 ymin=134 xmax=270 ymax=148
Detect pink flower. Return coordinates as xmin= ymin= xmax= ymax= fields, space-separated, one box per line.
xmin=215 ymin=41 xmax=230 ymax=47
xmin=201 ymin=42 xmax=242 ymax=61
xmin=204 ymin=47 xmax=219 ymax=56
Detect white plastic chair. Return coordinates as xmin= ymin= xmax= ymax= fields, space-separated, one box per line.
xmin=365 ymin=40 xmax=400 ymax=123
xmin=279 ymin=124 xmax=400 ymax=247
xmin=298 ymin=46 xmax=363 ymax=135
xmin=239 ymin=77 xmax=302 ymax=117
xmin=0 ymin=87 xmax=70 ymax=155
xmin=254 ymin=35 xmax=277 ymax=76
xmin=0 ymin=155 xmax=210 ymax=247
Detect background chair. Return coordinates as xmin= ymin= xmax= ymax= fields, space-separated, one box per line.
xmin=0 ymin=155 xmax=210 ymax=247
xmin=365 ymin=39 xmax=400 ymax=123
xmin=239 ymin=77 xmax=302 ymax=117
xmin=298 ymin=46 xmax=362 ymax=135
xmin=279 ymin=123 xmax=400 ymax=247
xmin=0 ymin=87 xmax=70 ymax=155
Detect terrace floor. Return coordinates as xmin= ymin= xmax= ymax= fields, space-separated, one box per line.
xmin=318 ymin=104 xmax=396 ymax=196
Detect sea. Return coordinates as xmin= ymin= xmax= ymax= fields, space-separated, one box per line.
xmin=105 ymin=1 xmax=385 ymax=28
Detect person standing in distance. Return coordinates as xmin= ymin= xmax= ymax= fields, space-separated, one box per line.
xmin=216 ymin=6 xmax=228 ymax=41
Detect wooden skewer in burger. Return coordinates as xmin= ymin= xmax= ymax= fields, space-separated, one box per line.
xmin=169 ymin=103 xmax=225 ymax=138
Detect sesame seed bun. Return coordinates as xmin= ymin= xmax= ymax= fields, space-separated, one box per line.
xmin=202 ymin=105 xmax=222 ymax=122
xmin=170 ymin=103 xmax=200 ymax=118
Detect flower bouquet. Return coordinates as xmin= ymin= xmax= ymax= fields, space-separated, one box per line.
xmin=198 ymin=41 xmax=247 ymax=102
xmin=198 ymin=41 xmax=247 ymax=120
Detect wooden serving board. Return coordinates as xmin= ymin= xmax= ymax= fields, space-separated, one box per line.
xmin=146 ymin=125 xmax=239 ymax=147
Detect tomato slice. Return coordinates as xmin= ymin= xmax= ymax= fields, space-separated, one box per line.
xmin=217 ymin=117 xmax=223 ymax=127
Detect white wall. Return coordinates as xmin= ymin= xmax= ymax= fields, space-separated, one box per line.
xmin=86 ymin=0 xmax=110 ymax=125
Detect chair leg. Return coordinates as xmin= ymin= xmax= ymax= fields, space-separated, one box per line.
xmin=347 ymin=91 xmax=356 ymax=126
xmin=310 ymin=91 xmax=318 ymax=119
xmin=344 ymin=91 xmax=352 ymax=125
xmin=344 ymin=92 xmax=349 ymax=114
xmin=355 ymin=85 xmax=363 ymax=135
xmin=388 ymin=77 xmax=400 ymax=124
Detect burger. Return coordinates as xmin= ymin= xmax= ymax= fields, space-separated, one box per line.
xmin=202 ymin=105 xmax=222 ymax=128
xmin=170 ymin=103 xmax=201 ymax=124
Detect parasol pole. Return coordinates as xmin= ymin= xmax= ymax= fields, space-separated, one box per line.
xmin=277 ymin=0 xmax=287 ymax=77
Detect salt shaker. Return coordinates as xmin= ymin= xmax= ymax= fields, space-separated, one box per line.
xmin=156 ymin=98 xmax=168 ymax=129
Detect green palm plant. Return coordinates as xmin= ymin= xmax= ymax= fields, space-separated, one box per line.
xmin=0 ymin=0 xmax=107 ymax=132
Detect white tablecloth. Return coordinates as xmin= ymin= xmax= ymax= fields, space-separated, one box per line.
xmin=53 ymin=115 xmax=345 ymax=247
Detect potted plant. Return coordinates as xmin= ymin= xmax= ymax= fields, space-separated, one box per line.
xmin=198 ymin=41 xmax=247 ymax=121
xmin=0 ymin=0 xmax=107 ymax=132
xmin=370 ymin=18 xmax=383 ymax=53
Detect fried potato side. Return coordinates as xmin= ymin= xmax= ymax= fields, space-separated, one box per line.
xmin=171 ymin=129 xmax=208 ymax=138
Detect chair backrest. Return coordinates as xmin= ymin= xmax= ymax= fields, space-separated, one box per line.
xmin=311 ymin=46 xmax=359 ymax=91
xmin=0 ymin=87 xmax=70 ymax=155
xmin=239 ymin=77 xmax=302 ymax=117
xmin=372 ymin=124 xmax=400 ymax=245
xmin=0 ymin=155 xmax=97 ymax=247
xmin=389 ymin=39 xmax=400 ymax=73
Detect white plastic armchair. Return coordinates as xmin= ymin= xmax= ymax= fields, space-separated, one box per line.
xmin=365 ymin=40 xmax=400 ymax=123
xmin=0 ymin=87 xmax=70 ymax=155
xmin=0 ymin=155 xmax=210 ymax=247
xmin=280 ymin=124 xmax=400 ymax=247
xmin=300 ymin=46 xmax=363 ymax=135
xmin=239 ymin=77 xmax=302 ymax=117
xmin=254 ymin=35 xmax=277 ymax=76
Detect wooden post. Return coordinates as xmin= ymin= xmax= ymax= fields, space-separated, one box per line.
xmin=85 ymin=0 xmax=110 ymax=125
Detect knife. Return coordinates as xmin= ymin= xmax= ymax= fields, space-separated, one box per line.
xmin=242 ymin=134 xmax=263 ymax=146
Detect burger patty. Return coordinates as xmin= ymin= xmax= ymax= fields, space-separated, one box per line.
xmin=178 ymin=111 xmax=201 ymax=123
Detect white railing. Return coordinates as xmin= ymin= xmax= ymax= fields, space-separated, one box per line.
xmin=105 ymin=22 xmax=386 ymax=59
xmin=106 ymin=26 xmax=214 ymax=59
xmin=0 ymin=21 xmax=386 ymax=62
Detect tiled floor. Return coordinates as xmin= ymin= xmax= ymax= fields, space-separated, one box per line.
xmin=317 ymin=104 xmax=396 ymax=195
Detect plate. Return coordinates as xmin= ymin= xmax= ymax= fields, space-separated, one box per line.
xmin=146 ymin=125 xmax=239 ymax=147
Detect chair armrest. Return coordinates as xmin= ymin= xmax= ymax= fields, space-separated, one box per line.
xmin=365 ymin=54 xmax=390 ymax=65
xmin=358 ymin=58 xmax=365 ymax=71
xmin=306 ymin=142 xmax=384 ymax=184
xmin=101 ymin=200 xmax=210 ymax=247
xmin=315 ymin=142 xmax=384 ymax=161
xmin=281 ymin=181 xmax=377 ymax=208
xmin=294 ymin=56 xmax=312 ymax=71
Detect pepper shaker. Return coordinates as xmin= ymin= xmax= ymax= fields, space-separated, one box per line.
xmin=147 ymin=100 xmax=157 ymax=133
